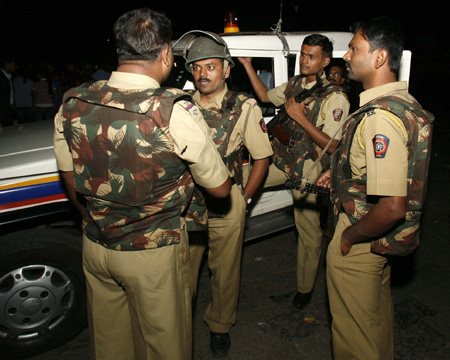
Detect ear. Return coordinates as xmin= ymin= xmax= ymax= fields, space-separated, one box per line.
xmin=161 ymin=46 xmax=172 ymax=67
xmin=374 ymin=49 xmax=389 ymax=69
xmin=323 ymin=56 xmax=331 ymax=68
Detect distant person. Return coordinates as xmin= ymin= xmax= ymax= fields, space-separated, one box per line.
xmin=238 ymin=34 xmax=350 ymax=311
xmin=92 ymin=66 xmax=111 ymax=81
xmin=53 ymin=8 xmax=231 ymax=359
xmin=33 ymin=67 xmax=57 ymax=120
xmin=317 ymin=17 xmax=434 ymax=360
xmin=176 ymin=30 xmax=272 ymax=357
xmin=83 ymin=63 xmax=111 ymax=86
xmin=13 ymin=65 xmax=35 ymax=123
xmin=327 ymin=60 xmax=347 ymax=86
xmin=80 ymin=61 xmax=95 ymax=84
xmin=50 ymin=69 xmax=63 ymax=110
xmin=327 ymin=59 xmax=361 ymax=112
xmin=61 ymin=62 xmax=81 ymax=93
xmin=0 ymin=57 xmax=18 ymax=129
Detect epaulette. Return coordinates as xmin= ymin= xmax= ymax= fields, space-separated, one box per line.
xmin=178 ymin=99 xmax=200 ymax=116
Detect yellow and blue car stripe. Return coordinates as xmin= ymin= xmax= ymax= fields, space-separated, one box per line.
xmin=0 ymin=175 xmax=68 ymax=213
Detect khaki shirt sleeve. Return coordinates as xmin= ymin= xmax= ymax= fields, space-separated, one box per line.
xmin=317 ymin=91 xmax=350 ymax=140
xmin=53 ymin=105 xmax=74 ymax=172
xmin=240 ymin=99 xmax=273 ymax=160
xmin=267 ymin=82 xmax=288 ymax=107
xmin=170 ymin=100 xmax=229 ymax=189
xmin=350 ymin=109 xmax=408 ymax=196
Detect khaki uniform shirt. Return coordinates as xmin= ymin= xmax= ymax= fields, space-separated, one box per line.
xmin=350 ymin=82 xmax=409 ymax=197
xmin=54 ymin=71 xmax=229 ymax=190
xmin=192 ymin=85 xmax=273 ymax=161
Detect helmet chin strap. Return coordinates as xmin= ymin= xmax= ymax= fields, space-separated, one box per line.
xmin=223 ymin=60 xmax=229 ymax=77
xmin=217 ymin=59 xmax=229 ymax=87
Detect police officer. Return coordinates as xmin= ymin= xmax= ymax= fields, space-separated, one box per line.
xmin=53 ymin=9 xmax=230 ymax=360
xmin=239 ymin=34 xmax=350 ymax=309
xmin=317 ymin=17 xmax=434 ymax=359
xmin=175 ymin=30 xmax=273 ymax=357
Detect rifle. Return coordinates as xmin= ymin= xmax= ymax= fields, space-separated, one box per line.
xmin=284 ymin=177 xmax=330 ymax=196
xmin=285 ymin=176 xmax=336 ymax=241
xmin=267 ymin=74 xmax=325 ymax=146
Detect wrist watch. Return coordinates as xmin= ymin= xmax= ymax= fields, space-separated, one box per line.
xmin=243 ymin=193 xmax=252 ymax=205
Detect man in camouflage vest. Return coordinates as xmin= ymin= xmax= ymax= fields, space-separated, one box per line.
xmin=175 ymin=31 xmax=273 ymax=357
xmin=239 ymin=35 xmax=350 ymax=310
xmin=317 ymin=17 xmax=434 ymax=360
xmin=53 ymin=9 xmax=231 ymax=360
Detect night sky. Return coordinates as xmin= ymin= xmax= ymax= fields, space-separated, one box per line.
xmin=2 ymin=0 xmax=446 ymax=68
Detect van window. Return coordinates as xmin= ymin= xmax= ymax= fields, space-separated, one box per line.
xmin=288 ymin=54 xmax=297 ymax=79
xmin=228 ymin=57 xmax=276 ymax=117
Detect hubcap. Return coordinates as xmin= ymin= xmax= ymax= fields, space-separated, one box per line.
xmin=0 ymin=265 xmax=75 ymax=340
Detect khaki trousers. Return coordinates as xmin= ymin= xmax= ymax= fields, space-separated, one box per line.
xmin=189 ymin=184 xmax=247 ymax=333
xmin=264 ymin=163 xmax=323 ymax=294
xmin=83 ymin=227 xmax=193 ymax=360
xmin=327 ymin=213 xmax=394 ymax=360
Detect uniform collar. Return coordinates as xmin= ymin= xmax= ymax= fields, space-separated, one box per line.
xmin=193 ymin=84 xmax=229 ymax=109
xmin=301 ymin=72 xmax=327 ymax=89
xmin=107 ymin=71 xmax=160 ymax=90
xmin=359 ymin=81 xmax=408 ymax=107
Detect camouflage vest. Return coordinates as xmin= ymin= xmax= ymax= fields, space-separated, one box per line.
xmin=200 ymin=90 xmax=247 ymax=182
xmin=186 ymin=90 xmax=248 ymax=227
xmin=331 ymin=93 xmax=434 ymax=256
xmin=272 ymin=74 xmax=344 ymax=178
xmin=62 ymin=81 xmax=195 ymax=251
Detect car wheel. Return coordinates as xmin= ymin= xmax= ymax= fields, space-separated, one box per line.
xmin=0 ymin=228 xmax=87 ymax=359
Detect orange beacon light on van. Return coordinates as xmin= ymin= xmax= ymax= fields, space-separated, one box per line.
xmin=224 ymin=10 xmax=239 ymax=33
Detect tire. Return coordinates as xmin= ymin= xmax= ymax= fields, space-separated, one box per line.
xmin=0 ymin=228 xmax=87 ymax=359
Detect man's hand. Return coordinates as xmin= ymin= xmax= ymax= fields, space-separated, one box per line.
xmin=60 ymin=171 xmax=85 ymax=215
xmin=316 ymin=169 xmax=331 ymax=188
xmin=340 ymin=228 xmax=353 ymax=256
xmin=237 ymin=57 xmax=252 ymax=66
xmin=338 ymin=196 xmax=407 ymax=256
xmin=285 ymin=96 xmax=306 ymax=126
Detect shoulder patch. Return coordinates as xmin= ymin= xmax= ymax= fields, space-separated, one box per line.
xmin=373 ymin=134 xmax=390 ymax=158
xmin=259 ymin=118 xmax=268 ymax=133
xmin=333 ymin=108 xmax=343 ymax=121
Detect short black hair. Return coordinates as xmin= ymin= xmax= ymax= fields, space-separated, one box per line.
xmin=114 ymin=8 xmax=172 ymax=64
xmin=350 ymin=16 xmax=405 ymax=72
xmin=328 ymin=59 xmax=347 ymax=78
xmin=303 ymin=34 xmax=333 ymax=59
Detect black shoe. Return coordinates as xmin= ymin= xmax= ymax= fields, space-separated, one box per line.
xmin=292 ymin=291 xmax=311 ymax=309
xmin=210 ymin=332 xmax=230 ymax=358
